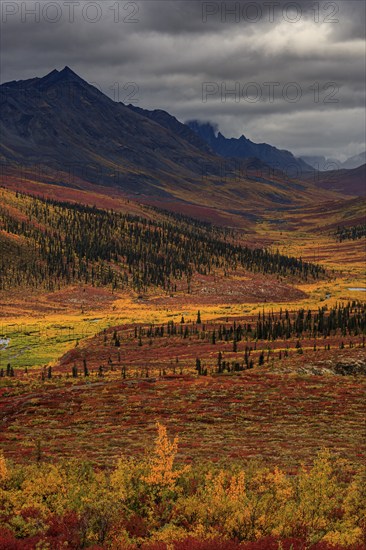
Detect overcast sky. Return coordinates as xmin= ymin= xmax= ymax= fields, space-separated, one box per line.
xmin=1 ymin=0 xmax=365 ymax=160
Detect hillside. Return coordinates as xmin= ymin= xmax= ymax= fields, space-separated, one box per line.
xmin=1 ymin=3 xmax=366 ymax=547
xmin=0 ymin=189 xmax=325 ymax=295
xmin=0 ymin=67 xmax=345 ymax=217
xmin=127 ymin=104 xmax=213 ymax=155
xmin=0 ymin=67 xmax=225 ymax=194
xmin=309 ymin=164 xmax=366 ymax=196
xmin=341 ymin=151 xmax=366 ymax=169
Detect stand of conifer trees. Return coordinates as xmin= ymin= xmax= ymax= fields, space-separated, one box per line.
xmin=0 ymin=192 xmax=325 ymax=290
xmin=335 ymin=224 xmax=366 ymax=241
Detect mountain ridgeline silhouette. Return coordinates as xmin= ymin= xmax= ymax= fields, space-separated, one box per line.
xmin=186 ymin=120 xmax=312 ymax=174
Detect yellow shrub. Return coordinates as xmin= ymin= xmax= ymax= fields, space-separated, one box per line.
xmin=322 ymin=526 xmax=363 ymax=547
xmin=0 ymin=451 xmax=8 ymax=482
xmin=110 ymin=457 xmax=137 ymax=502
xmin=143 ymin=422 xmax=189 ymax=492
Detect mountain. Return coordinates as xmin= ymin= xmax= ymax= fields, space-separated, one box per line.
xmin=300 ymin=156 xmax=334 ymax=171
xmin=341 ymin=151 xmax=366 ymax=170
xmin=307 ymin=164 xmax=366 ymax=196
xmin=301 ymin=152 xmax=366 ymax=171
xmin=0 ymin=67 xmax=226 ymax=196
xmin=127 ymin=105 xmax=213 ymax=155
xmin=186 ymin=120 xmax=313 ymax=175
xmin=0 ymin=67 xmax=344 ymax=216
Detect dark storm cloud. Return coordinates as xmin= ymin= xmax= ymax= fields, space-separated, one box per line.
xmin=1 ymin=0 xmax=365 ymax=160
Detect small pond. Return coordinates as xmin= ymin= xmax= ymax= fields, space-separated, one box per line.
xmin=348 ymin=287 xmax=366 ymax=291
xmin=0 ymin=338 xmax=10 ymax=349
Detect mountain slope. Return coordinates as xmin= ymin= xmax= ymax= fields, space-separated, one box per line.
xmin=0 ymin=67 xmax=345 ymax=214
xmin=301 ymin=152 xmax=366 ymax=171
xmin=0 ymin=67 xmax=226 ymax=195
xmin=341 ymin=151 xmax=366 ymax=170
xmin=309 ymin=164 xmax=366 ymax=196
xmin=0 ymin=188 xmax=325 ymax=293
xmin=127 ymin=105 xmax=213 ymax=155
xmin=186 ymin=120 xmax=312 ymax=174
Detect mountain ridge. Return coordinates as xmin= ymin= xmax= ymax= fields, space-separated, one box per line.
xmin=0 ymin=67 xmax=229 ymax=195
xmin=301 ymin=151 xmax=366 ymax=171
xmin=0 ymin=67 xmax=353 ymax=214
xmin=306 ymin=164 xmax=366 ymax=196
xmin=186 ymin=120 xmax=313 ymax=174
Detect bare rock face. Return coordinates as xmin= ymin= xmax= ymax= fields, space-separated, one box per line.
xmin=333 ymin=359 xmax=366 ymax=376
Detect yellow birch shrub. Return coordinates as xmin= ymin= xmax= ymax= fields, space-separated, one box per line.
xmin=0 ymin=451 xmax=8 ymax=483
xmin=322 ymin=466 xmax=366 ymax=547
xmin=143 ymin=422 xmax=189 ymax=492
xmin=110 ymin=456 xmax=137 ymax=503
xmin=0 ymin=451 xmax=13 ymax=528
xmin=0 ymin=463 xmax=62 ymax=538
xmin=0 ymin=427 xmax=365 ymax=547
xmin=295 ymin=448 xmax=341 ymax=539
xmin=19 ymin=463 xmax=67 ymax=516
xmin=149 ymin=523 xmax=188 ymax=544
xmin=176 ymin=468 xmax=253 ymax=540
xmin=343 ymin=466 xmax=366 ymax=529
xmin=255 ymin=466 xmax=296 ymax=539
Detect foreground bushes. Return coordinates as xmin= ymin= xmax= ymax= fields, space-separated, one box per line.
xmin=0 ymin=424 xmax=365 ymax=549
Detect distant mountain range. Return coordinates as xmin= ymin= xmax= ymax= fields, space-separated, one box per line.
xmin=186 ymin=120 xmax=313 ymax=174
xmin=0 ymin=67 xmax=364 ymax=208
xmin=300 ymin=151 xmax=366 ymax=171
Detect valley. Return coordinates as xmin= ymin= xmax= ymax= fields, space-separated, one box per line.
xmin=0 ymin=66 xmax=365 ymax=549
xmin=0 ymin=183 xmax=365 ymax=471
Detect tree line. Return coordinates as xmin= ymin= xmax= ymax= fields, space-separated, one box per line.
xmin=0 ymin=191 xmax=325 ymax=291
xmin=335 ymin=224 xmax=366 ymax=241
xmin=42 ymin=301 xmax=363 ymax=379
xmin=110 ymin=302 xmax=366 ymax=345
